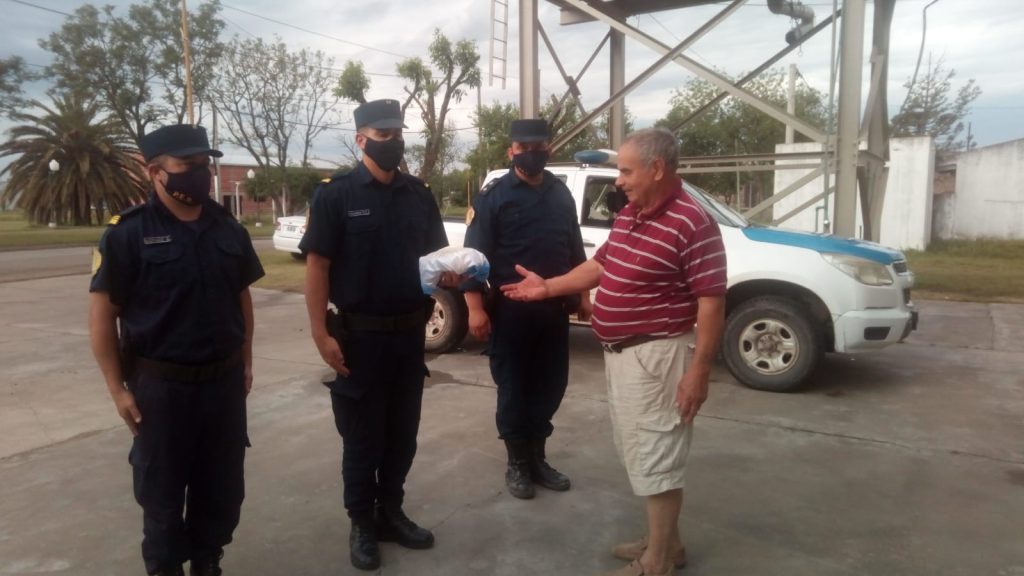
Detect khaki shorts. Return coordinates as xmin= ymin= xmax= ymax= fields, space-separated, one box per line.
xmin=603 ymin=334 xmax=693 ymax=496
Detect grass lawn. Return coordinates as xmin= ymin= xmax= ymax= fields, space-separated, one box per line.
xmin=255 ymin=249 xmax=306 ymax=293
xmin=0 ymin=209 xmax=273 ymax=249
xmin=906 ymin=239 xmax=1024 ymax=302
xmin=250 ymin=239 xmax=1024 ymax=303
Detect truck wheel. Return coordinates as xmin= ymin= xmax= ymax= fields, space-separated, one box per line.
xmin=722 ymin=295 xmax=822 ymax=392
xmin=290 ymin=252 xmax=306 ymax=261
xmin=425 ymin=288 xmax=468 ymax=354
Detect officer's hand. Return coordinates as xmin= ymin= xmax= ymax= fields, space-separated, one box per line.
xmin=316 ymin=334 xmax=350 ymax=377
xmin=500 ymin=265 xmax=550 ymax=301
xmin=437 ymin=271 xmax=463 ymax=288
xmin=676 ymin=369 xmax=709 ymax=424
xmin=468 ymin=308 xmax=491 ymax=341
xmin=576 ymin=293 xmax=593 ymax=322
xmin=112 ymin=388 xmax=142 ymax=436
xmin=244 ymin=366 xmax=253 ymax=396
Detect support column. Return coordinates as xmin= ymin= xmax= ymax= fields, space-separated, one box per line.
xmin=834 ymin=0 xmax=866 ymax=238
xmin=609 ymin=29 xmax=626 ymax=149
xmin=519 ymin=0 xmax=540 ymax=119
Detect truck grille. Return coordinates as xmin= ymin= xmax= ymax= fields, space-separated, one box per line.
xmin=903 ymin=288 xmax=912 ymax=304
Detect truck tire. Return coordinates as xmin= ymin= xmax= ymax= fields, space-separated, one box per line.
xmin=425 ymin=288 xmax=468 ymax=354
xmin=722 ymin=295 xmax=822 ymax=392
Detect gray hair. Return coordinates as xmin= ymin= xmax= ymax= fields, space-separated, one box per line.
xmin=623 ymin=128 xmax=679 ymax=172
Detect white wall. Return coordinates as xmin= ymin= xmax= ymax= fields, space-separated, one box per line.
xmin=947 ymin=139 xmax=1024 ymax=240
xmin=771 ymin=137 xmax=934 ymax=250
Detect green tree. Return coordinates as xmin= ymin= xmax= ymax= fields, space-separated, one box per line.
xmin=466 ymin=101 xmax=518 ymax=181
xmin=0 ymin=95 xmax=147 ymax=225
xmin=891 ymin=54 xmax=981 ymax=154
xmin=246 ymin=166 xmax=334 ymax=217
xmin=0 ymin=56 xmax=36 ymax=118
xmin=335 ymin=30 xmax=480 ymax=183
xmin=657 ymin=68 xmax=826 ymax=197
xmin=40 ymin=0 xmax=225 ymax=145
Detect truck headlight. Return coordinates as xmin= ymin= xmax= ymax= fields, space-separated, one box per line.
xmin=822 ymin=253 xmax=894 ymax=286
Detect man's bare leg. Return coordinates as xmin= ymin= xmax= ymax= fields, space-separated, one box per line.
xmin=639 ymin=488 xmax=683 ymax=573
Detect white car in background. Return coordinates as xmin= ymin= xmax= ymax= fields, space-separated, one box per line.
xmin=272 ymin=213 xmax=307 ymax=259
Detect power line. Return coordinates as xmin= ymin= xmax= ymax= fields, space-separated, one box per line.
xmin=219 ymin=3 xmax=411 ymax=60
xmin=5 ymin=0 xmax=71 ymax=17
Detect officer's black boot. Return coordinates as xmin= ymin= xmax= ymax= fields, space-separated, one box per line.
xmin=151 ymin=566 xmax=185 ymax=576
xmin=376 ymin=503 xmax=435 ymax=549
xmin=504 ymin=439 xmax=536 ymax=499
xmin=349 ymin=520 xmax=381 ymax=571
xmin=189 ymin=550 xmax=223 ymax=576
xmin=530 ymin=436 xmax=571 ymax=491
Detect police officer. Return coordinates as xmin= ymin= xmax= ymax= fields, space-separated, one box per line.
xmin=301 ymin=99 xmax=453 ymax=571
xmin=89 ymin=125 xmax=265 ymax=576
xmin=462 ymin=119 xmax=590 ymax=499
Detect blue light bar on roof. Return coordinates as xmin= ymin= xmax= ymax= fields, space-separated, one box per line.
xmin=573 ymin=149 xmax=618 ymax=165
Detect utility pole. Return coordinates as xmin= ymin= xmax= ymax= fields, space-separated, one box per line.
xmin=179 ymin=0 xmax=195 ymax=125
xmin=786 ymin=63 xmax=797 ymax=144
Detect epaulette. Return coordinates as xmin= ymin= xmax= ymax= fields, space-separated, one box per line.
xmin=403 ymin=172 xmax=431 ymax=190
xmin=108 ymin=204 xmax=143 ymax=226
xmin=478 ymin=178 xmax=499 ymax=196
xmin=320 ymin=169 xmax=352 ymax=185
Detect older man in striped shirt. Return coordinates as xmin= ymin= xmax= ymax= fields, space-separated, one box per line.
xmin=502 ymin=128 xmax=727 ymax=576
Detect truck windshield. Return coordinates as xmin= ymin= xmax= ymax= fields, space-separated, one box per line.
xmin=682 ymin=182 xmax=749 ymax=228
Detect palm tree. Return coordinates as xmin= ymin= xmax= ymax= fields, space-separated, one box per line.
xmin=0 ymin=94 xmax=147 ymax=225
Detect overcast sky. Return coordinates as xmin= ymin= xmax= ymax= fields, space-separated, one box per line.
xmin=3 ymin=0 xmax=1022 ymax=166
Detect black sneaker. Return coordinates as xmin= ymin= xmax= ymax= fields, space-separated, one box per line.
xmin=190 ymin=549 xmax=223 ymax=576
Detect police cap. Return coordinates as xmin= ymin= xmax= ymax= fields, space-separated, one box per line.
xmin=509 ymin=119 xmax=550 ymax=143
xmin=354 ymin=99 xmax=407 ymax=130
xmin=140 ymin=124 xmax=223 ymax=162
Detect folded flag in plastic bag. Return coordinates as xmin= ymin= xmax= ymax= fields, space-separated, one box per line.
xmin=419 ymin=246 xmax=490 ymax=294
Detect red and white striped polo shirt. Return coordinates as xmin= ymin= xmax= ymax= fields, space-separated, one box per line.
xmin=591 ymin=178 xmax=727 ymax=344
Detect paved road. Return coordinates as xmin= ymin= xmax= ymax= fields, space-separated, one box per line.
xmin=2 ymin=275 xmax=1023 ymax=575
xmin=0 ymin=238 xmax=273 ymax=283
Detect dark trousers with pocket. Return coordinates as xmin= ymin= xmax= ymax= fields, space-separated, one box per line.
xmin=489 ymin=297 xmax=570 ymax=441
xmin=128 ymin=366 xmax=248 ymax=574
xmin=329 ymin=328 xmax=426 ymax=525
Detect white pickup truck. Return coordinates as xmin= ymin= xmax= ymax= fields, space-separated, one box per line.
xmin=427 ymin=158 xmax=918 ymax=392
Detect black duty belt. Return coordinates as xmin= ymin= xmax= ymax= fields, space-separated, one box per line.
xmin=135 ymin=349 xmax=243 ymax=383
xmin=343 ymin=310 xmax=425 ymax=333
xmin=601 ymin=335 xmax=664 ymax=354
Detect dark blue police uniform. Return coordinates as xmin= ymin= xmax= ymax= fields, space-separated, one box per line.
xmin=300 ymin=162 xmax=447 ymax=525
xmin=463 ymin=168 xmax=586 ymax=443
xmin=90 ymin=193 xmax=264 ymax=574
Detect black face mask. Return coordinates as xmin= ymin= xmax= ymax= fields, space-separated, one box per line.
xmin=363 ymin=136 xmax=405 ymax=172
xmin=162 ymin=165 xmax=212 ymax=206
xmin=513 ymin=149 xmax=550 ymax=177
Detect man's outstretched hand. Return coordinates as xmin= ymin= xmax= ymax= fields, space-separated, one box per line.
xmin=500 ymin=265 xmax=551 ymax=301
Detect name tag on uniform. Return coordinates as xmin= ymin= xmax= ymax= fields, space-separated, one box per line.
xmin=143 ymin=235 xmax=173 ymax=245
xmin=347 ymin=209 xmax=371 ymax=217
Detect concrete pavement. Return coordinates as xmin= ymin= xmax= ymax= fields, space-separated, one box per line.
xmin=1 ymin=275 xmax=1023 ymax=575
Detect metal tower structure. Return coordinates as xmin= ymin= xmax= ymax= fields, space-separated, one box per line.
xmin=517 ymin=0 xmax=896 ymax=241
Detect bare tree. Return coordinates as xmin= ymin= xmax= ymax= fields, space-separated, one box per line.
xmin=212 ymin=36 xmax=305 ymax=216
xmin=296 ymin=49 xmax=340 ymax=167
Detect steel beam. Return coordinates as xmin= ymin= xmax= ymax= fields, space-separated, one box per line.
xmin=551 ymin=0 xmax=746 ymax=151
xmin=833 ymin=0 xmax=866 ymax=238
xmin=519 ymin=0 xmax=540 ymax=118
xmin=556 ymin=0 xmax=827 ymax=143
xmin=609 ymin=30 xmax=626 ymax=149
xmin=743 ymin=166 xmax=825 ymax=219
xmin=666 ymin=12 xmax=839 ymax=135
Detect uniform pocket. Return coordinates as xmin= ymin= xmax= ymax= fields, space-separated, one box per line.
xmin=140 ymin=243 xmax=185 ymax=291
xmin=634 ymin=411 xmax=683 ymax=476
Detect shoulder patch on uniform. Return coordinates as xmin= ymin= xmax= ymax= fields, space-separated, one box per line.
xmin=320 ymin=177 xmax=331 ymax=183
xmin=109 ymin=203 xmax=143 ymax=225
xmin=465 ymin=206 xmax=475 ymax=226
xmin=91 ymin=247 xmax=102 ymax=275
xmin=478 ymin=179 xmax=499 ymax=196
